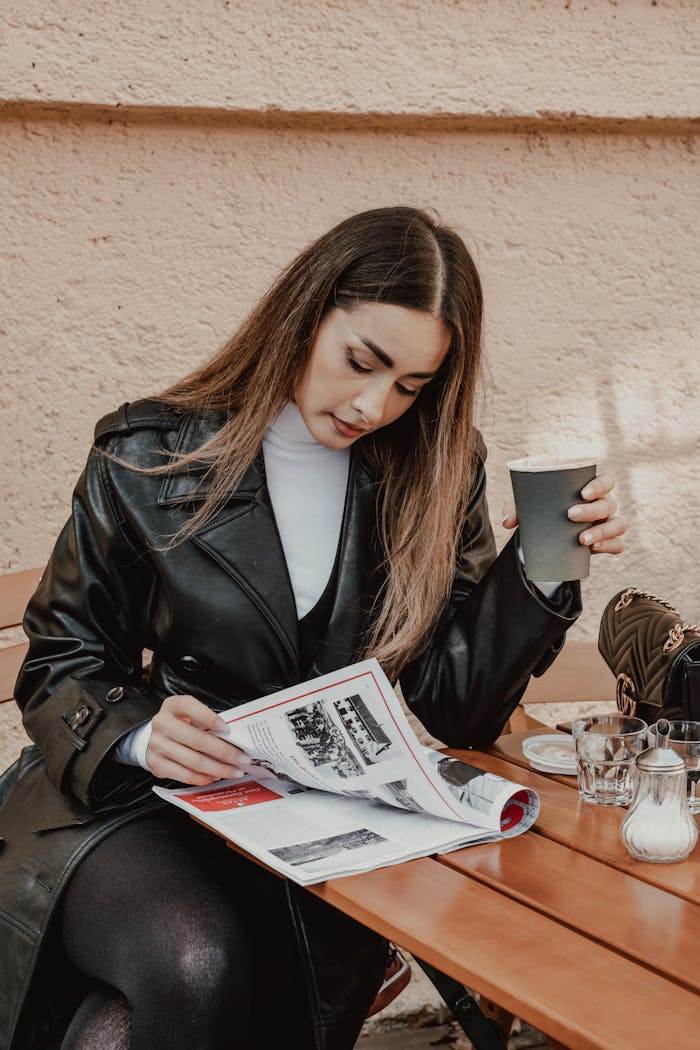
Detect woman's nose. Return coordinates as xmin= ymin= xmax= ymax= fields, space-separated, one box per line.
xmin=352 ymin=381 xmax=390 ymax=426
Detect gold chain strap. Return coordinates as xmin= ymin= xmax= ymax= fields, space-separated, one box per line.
xmin=663 ymin=622 xmax=700 ymax=653
xmin=614 ymin=588 xmax=700 ymax=653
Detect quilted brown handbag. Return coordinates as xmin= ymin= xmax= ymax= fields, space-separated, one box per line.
xmin=598 ymin=588 xmax=700 ymax=723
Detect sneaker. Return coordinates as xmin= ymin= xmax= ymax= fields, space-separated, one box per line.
xmin=366 ymin=945 xmax=412 ymax=1018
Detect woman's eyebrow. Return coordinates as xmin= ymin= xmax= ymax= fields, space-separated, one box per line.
xmin=357 ymin=335 xmax=437 ymax=379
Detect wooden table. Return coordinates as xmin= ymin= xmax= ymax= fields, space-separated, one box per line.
xmin=305 ymin=732 xmax=700 ymax=1049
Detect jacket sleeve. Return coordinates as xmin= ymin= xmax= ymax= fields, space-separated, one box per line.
xmin=14 ymin=443 xmax=161 ymax=808
xmin=400 ymin=454 xmax=582 ymax=747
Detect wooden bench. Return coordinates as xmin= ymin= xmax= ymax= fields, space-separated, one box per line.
xmin=505 ymin=641 xmax=615 ymax=733
xmin=0 ymin=567 xmax=43 ymax=704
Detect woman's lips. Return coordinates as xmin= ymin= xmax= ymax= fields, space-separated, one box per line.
xmin=330 ymin=415 xmax=367 ymax=438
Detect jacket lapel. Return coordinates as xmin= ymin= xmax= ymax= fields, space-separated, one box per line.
xmin=311 ymin=452 xmax=383 ymax=676
xmin=190 ymin=472 xmax=299 ymax=670
xmin=157 ymin=411 xmax=383 ymax=683
xmin=158 ymin=425 xmax=299 ymax=671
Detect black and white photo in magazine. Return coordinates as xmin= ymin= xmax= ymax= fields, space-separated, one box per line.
xmin=269 ymin=828 xmax=388 ymax=867
xmin=285 ymin=691 xmax=399 ymax=777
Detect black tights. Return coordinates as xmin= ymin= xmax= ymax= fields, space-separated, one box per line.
xmin=59 ymin=809 xmax=314 ymax=1050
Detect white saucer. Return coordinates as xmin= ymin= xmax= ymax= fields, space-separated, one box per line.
xmin=522 ymin=734 xmax=577 ymax=775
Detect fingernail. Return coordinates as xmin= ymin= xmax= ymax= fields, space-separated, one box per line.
xmin=581 ymin=531 xmax=593 ymax=545
xmin=567 ymin=507 xmax=583 ymax=520
xmin=581 ymin=485 xmax=593 ymax=499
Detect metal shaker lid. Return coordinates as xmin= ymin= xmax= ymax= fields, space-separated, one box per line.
xmin=636 ymin=718 xmax=686 ymax=773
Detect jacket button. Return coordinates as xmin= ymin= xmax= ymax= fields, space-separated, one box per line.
xmin=106 ymin=686 xmax=125 ymax=703
xmin=180 ymin=655 xmax=204 ymax=674
xmin=68 ymin=706 xmax=90 ymax=730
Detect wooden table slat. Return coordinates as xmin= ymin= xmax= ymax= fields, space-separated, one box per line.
xmin=313 ymin=857 xmax=700 ymax=1049
xmin=452 ymin=749 xmax=700 ymax=903
xmin=487 ymin=727 xmax=579 ymax=785
xmin=438 ymin=832 xmax=700 ymax=994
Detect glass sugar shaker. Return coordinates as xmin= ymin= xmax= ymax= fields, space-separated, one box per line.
xmin=621 ymin=719 xmax=698 ymax=863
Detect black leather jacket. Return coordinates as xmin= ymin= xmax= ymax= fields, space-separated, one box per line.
xmin=0 ymin=400 xmax=581 ymax=1050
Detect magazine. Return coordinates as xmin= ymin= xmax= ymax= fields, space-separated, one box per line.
xmin=154 ymin=658 xmax=539 ymax=885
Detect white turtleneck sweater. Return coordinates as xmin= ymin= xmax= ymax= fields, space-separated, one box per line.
xmin=261 ymin=401 xmax=350 ymax=618
xmin=115 ymin=403 xmax=559 ymax=769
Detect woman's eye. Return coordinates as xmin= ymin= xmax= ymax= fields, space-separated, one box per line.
xmin=347 ymin=351 xmax=372 ymax=375
xmin=395 ymin=383 xmax=419 ymax=399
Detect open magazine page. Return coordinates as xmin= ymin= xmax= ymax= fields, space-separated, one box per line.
xmin=153 ymin=659 xmax=540 ymax=883
xmin=215 ymin=658 xmax=538 ymax=834
xmin=420 ymin=749 xmax=539 ymax=838
xmin=154 ymin=769 xmax=506 ymax=886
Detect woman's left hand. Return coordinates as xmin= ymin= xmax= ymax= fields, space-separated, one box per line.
xmin=502 ymin=472 xmax=627 ymax=555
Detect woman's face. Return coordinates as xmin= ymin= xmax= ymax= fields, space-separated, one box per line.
xmin=294 ymin=303 xmax=451 ymax=449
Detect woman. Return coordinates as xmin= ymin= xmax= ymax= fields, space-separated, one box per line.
xmin=0 ymin=207 xmax=625 ymax=1050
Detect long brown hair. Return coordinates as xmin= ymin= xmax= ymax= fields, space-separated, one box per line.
xmin=157 ymin=207 xmax=484 ymax=678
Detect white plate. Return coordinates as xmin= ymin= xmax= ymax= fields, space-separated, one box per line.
xmin=522 ymin=734 xmax=577 ymax=775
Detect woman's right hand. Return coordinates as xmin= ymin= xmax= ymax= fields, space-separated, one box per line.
xmin=147 ymin=694 xmax=246 ymax=786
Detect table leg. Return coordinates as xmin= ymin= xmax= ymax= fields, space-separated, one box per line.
xmin=479 ymin=997 xmax=515 ymax=1040
xmin=413 ymin=958 xmax=508 ymax=1049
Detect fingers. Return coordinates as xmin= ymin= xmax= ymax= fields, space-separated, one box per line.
xmin=567 ymin=472 xmax=627 ymax=555
xmin=148 ymin=694 xmax=245 ymax=786
xmin=568 ymin=472 xmax=618 ymax=524
xmin=579 ymin=472 xmax=616 ymax=500
xmin=147 ymin=741 xmax=242 ymax=786
xmin=589 ymin=536 xmax=625 ymax=555
xmin=501 ymin=500 xmax=518 ymax=530
xmin=568 ymin=496 xmax=618 ymax=523
xmin=160 ymin=693 xmax=228 ymax=731
xmin=578 ymin=514 xmax=627 ymax=554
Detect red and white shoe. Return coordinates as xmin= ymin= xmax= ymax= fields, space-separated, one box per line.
xmin=366 ymin=945 xmax=412 ymax=1018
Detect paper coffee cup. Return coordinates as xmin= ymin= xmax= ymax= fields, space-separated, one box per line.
xmin=508 ymin=457 xmax=597 ymax=581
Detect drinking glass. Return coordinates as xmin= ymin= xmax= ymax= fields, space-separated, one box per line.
xmin=572 ymin=715 xmax=648 ymax=806
xmin=648 ymin=720 xmax=700 ymax=813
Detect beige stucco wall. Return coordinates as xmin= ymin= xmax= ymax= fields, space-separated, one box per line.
xmin=2 ymin=0 xmax=698 ymax=123
xmin=2 ymin=1 xmax=699 ymax=645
